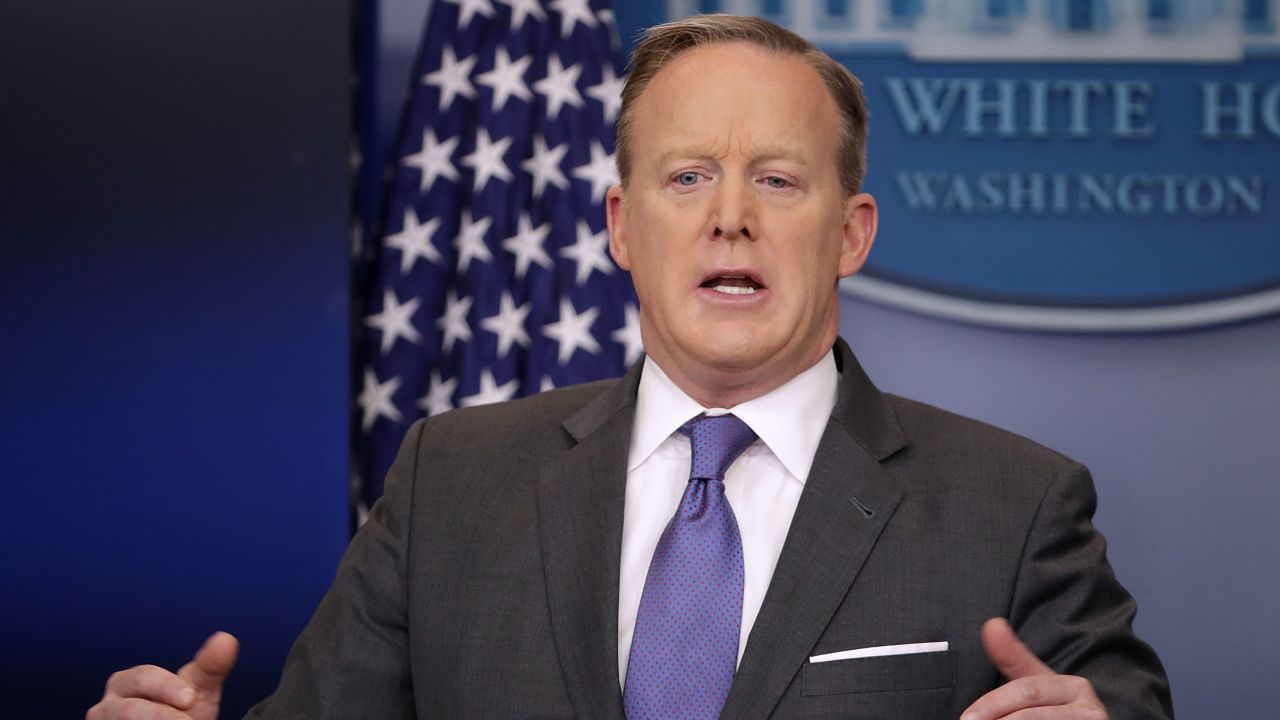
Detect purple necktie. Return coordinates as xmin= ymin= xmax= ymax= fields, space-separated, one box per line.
xmin=624 ymin=414 xmax=758 ymax=720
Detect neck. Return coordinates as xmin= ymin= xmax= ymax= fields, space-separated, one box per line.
xmin=647 ymin=336 xmax=836 ymax=409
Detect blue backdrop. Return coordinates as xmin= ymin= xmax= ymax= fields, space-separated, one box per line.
xmin=0 ymin=1 xmax=352 ymax=717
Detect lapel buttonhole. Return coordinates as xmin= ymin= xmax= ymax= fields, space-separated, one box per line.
xmin=850 ymin=495 xmax=875 ymax=518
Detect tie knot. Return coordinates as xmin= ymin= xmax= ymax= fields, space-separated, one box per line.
xmin=680 ymin=414 xmax=757 ymax=481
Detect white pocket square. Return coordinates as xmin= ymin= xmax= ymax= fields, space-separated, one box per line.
xmin=809 ymin=641 xmax=949 ymax=664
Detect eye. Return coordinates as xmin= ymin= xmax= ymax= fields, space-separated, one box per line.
xmin=675 ymin=171 xmax=700 ymax=186
xmin=763 ymin=175 xmax=791 ymax=189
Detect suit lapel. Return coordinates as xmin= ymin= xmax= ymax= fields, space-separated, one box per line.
xmin=721 ymin=339 xmax=908 ymax=720
xmin=536 ymin=364 xmax=642 ymax=720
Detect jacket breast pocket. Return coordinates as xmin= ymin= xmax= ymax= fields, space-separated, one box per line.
xmin=800 ymin=651 xmax=956 ymax=696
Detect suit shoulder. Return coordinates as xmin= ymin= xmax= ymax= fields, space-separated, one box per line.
xmin=883 ymin=393 xmax=1077 ymax=476
xmin=414 ymin=378 xmax=618 ymax=455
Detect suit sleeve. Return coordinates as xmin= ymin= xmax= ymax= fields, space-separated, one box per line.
xmin=244 ymin=420 xmax=425 ymax=719
xmin=1007 ymin=461 xmax=1174 ymax=720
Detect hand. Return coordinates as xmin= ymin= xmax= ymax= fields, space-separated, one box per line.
xmin=961 ymin=618 xmax=1106 ymax=720
xmin=87 ymin=631 xmax=239 ymax=720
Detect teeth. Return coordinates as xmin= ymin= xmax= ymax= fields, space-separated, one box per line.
xmin=713 ymin=285 xmax=757 ymax=295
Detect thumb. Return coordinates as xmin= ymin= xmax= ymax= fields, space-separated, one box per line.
xmin=178 ymin=631 xmax=240 ymax=694
xmin=981 ymin=617 xmax=1052 ymax=680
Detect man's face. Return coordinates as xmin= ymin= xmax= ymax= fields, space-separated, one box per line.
xmin=607 ymin=42 xmax=877 ymax=404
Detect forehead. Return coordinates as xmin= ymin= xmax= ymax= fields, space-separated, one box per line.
xmin=629 ymin=42 xmax=841 ymax=162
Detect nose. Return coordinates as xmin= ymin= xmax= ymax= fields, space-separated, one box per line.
xmin=711 ymin=177 xmax=754 ymax=241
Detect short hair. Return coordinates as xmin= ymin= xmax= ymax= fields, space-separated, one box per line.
xmin=616 ymin=14 xmax=870 ymax=195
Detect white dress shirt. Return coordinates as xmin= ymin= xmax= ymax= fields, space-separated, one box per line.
xmin=617 ymin=351 xmax=838 ymax=686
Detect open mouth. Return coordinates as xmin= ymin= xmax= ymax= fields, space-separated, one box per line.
xmin=700 ymin=272 xmax=765 ymax=295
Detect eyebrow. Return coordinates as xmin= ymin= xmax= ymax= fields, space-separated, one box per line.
xmin=656 ymin=147 xmax=810 ymax=166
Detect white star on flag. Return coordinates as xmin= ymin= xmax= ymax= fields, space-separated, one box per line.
xmin=417 ymin=370 xmax=458 ymax=416
xmin=611 ymin=303 xmax=644 ymax=366
xmin=384 ymin=210 xmax=442 ymax=274
xmin=586 ymin=64 xmax=624 ymax=123
xmin=496 ymin=0 xmax=545 ymax=29
xmin=460 ymin=369 xmax=520 ymax=407
xmin=436 ymin=290 xmax=474 ymax=352
xmin=461 ymin=127 xmax=514 ymax=192
xmin=402 ymin=129 xmax=459 ymax=193
xmin=549 ymin=0 xmax=598 ymax=37
xmin=475 ymin=47 xmax=533 ymax=112
xmin=533 ymin=54 xmax=584 ymax=119
xmin=359 ymin=369 xmax=402 ymax=430
xmin=543 ymin=298 xmax=602 ymax=364
xmin=520 ymin=135 xmax=569 ymax=200
xmin=571 ymin=140 xmax=618 ymax=204
xmin=561 ymin=220 xmax=614 ymax=285
xmin=454 ymin=210 xmax=494 ymax=272
xmin=365 ymin=289 xmax=423 ymax=353
xmin=422 ymin=46 xmax=477 ymax=111
xmin=501 ymin=213 xmax=553 ymax=279
xmin=444 ymin=0 xmax=495 ymax=29
xmin=479 ymin=292 xmax=532 ymax=357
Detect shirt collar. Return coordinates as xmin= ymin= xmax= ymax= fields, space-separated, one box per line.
xmin=628 ymin=351 xmax=838 ymax=484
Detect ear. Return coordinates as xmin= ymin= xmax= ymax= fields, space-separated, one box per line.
xmin=606 ymin=184 xmax=632 ymax=270
xmin=838 ymin=192 xmax=877 ymax=278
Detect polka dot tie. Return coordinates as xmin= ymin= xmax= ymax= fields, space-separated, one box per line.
xmin=623 ymin=414 xmax=757 ymax=720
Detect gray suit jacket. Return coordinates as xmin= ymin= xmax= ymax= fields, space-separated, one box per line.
xmin=248 ymin=339 xmax=1172 ymax=719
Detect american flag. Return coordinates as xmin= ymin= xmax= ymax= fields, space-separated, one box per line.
xmin=357 ymin=0 xmax=639 ymax=504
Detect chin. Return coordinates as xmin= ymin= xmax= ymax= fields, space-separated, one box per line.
xmin=686 ymin=328 xmax=778 ymax=371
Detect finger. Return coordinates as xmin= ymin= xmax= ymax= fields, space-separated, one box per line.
xmin=104 ymin=666 xmax=195 ymax=708
xmin=982 ymin=617 xmax=1053 ymax=680
xmin=90 ymin=696 xmax=193 ymax=720
xmin=178 ymin=631 xmax=239 ymax=694
xmin=986 ymin=710 xmax=1074 ymax=720
xmin=960 ymin=675 xmax=1086 ymax=720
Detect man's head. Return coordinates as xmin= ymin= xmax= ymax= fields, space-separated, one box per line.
xmin=616 ymin=14 xmax=871 ymax=197
xmin=606 ymin=14 xmax=879 ymax=407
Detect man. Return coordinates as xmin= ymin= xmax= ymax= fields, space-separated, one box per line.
xmin=90 ymin=14 xmax=1172 ymax=720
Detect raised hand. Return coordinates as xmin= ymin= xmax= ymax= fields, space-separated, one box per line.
xmin=961 ymin=618 xmax=1107 ymax=720
xmin=87 ymin=631 xmax=239 ymax=720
